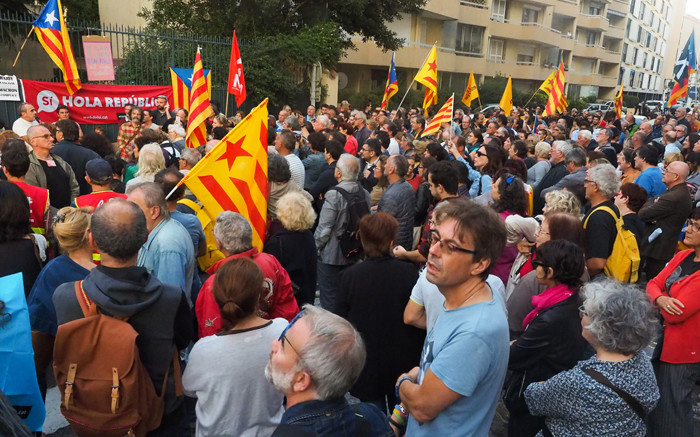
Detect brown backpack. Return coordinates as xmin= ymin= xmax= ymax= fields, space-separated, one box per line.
xmin=53 ymin=281 xmax=182 ymax=437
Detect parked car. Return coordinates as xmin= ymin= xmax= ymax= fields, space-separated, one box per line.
xmin=644 ymin=100 xmax=664 ymax=112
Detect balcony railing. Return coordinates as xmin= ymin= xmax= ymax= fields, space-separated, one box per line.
xmin=578 ymin=13 xmax=610 ymax=23
xmin=460 ymin=0 xmax=488 ymax=8
xmin=559 ymin=0 xmax=578 ymax=4
xmin=489 ymin=16 xmax=563 ymax=35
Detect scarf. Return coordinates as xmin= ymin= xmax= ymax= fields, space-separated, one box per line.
xmin=522 ymin=283 xmax=574 ymax=329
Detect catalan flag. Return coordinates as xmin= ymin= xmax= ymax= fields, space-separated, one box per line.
xmin=544 ymin=60 xmax=566 ymax=117
xmin=462 ymin=71 xmax=479 ymax=107
xmin=33 ymin=0 xmax=81 ymax=95
xmin=667 ymin=30 xmax=696 ymax=107
xmin=170 ymin=67 xmax=212 ymax=111
xmin=186 ymin=48 xmax=213 ymax=149
xmin=499 ymin=76 xmax=513 ymax=115
xmin=614 ymin=84 xmax=623 ymax=119
xmin=414 ymin=44 xmax=438 ymax=117
xmin=380 ymin=52 xmax=398 ymax=111
xmin=178 ymin=99 xmax=269 ymax=251
xmin=423 ymin=94 xmax=454 ymax=137
xmin=539 ymin=70 xmax=556 ymax=95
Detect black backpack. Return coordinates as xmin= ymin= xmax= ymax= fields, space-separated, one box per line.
xmin=329 ymin=185 xmax=370 ymax=263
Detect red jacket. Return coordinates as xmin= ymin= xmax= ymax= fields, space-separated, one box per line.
xmin=195 ymin=247 xmax=299 ymax=338
xmin=13 ymin=181 xmax=49 ymax=235
xmin=647 ymin=249 xmax=700 ymax=363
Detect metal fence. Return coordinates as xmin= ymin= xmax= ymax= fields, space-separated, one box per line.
xmin=0 ymin=11 xmax=242 ymax=133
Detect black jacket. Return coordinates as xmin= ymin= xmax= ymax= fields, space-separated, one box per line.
xmin=639 ymin=183 xmax=693 ymax=262
xmin=533 ymin=161 xmax=569 ymax=214
xmin=52 ymin=140 xmax=100 ymax=195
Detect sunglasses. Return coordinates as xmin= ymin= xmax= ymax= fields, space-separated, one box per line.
xmin=278 ymin=310 xmax=306 ymax=357
xmin=475 ymin=150 xmax=487 ymax=157
xmin=531 ymin=259 xmax=548 ymax=270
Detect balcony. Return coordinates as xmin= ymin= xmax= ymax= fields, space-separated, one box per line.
xmin=554 ymin=0 xmax=579 ymax=17
xmin=422 ymin=0 xmax=460 ymax=20
xmin=607 ymin=0 xmax=630 ymax=14
xmin=567 ymin=70 xmax=618 ymax=87
xmin=573 ymin=42 xmax=607 ymax=59
xmin=484 ymin=59 xmax=554 ymax=81
xmin=459 ymin=1 xmax=490 ymax=23
xmin=606 ymin=24 xmax=625 ymax=39
xmin=488 ymin=18 xmax=575 ymax=51
xmin=600 ymin=49 xmax=622 ymax=63
xmin=577 ymin=13 xmax=610 ymax=30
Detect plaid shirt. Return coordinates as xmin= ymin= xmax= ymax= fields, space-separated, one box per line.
xmin=117 ymin=122 xmax=141 ymax=161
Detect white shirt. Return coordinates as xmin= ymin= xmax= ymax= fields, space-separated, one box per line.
xmin=12 ymin=117 xmax=38 ymax=137
xmin=284 ymin=153 xmax=306 ymax=189
xmin=387 ymin=138 xmax=400 ymax=155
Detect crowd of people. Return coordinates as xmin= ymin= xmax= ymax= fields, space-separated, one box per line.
xmin=1 ymin=96 xmax=700 ymax=437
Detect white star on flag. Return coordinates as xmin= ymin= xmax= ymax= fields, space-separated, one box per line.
xmin=44 ymin=10 xmax=58 ymax=26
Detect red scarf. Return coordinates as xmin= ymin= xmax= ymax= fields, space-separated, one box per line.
xmin=522 ymin=283 xmax=574 ymax=329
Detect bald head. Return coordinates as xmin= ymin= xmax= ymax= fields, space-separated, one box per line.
xmin=91 ymin=198 xmax=148 ymax=262
xmin=639 ymin=121 xmax=651 ymax=136
xmin=667 ymin=161 xmax=689 ymax=181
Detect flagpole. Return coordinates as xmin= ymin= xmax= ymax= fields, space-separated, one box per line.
xmin=391 ymin=42 xmax=437 ymax=121
xmin=522 ymin=89 xmax=541 ymax=110
xmin=225 ymin=93 xmax=230 ymax=117
xmin=12 ymin=26 xmax=35 ymax=68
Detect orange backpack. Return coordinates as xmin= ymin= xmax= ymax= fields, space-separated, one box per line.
xmin=53 ymin=281 xmax=182 ymax=437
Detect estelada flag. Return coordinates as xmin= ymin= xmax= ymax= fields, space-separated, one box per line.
xmin=380 ymin=52 xmax=398 ymax=111
xmin=170 ymin=67 xmax=212 ymax=111
xmin=414 ymin=44 xmax=438 ymax=117
xmin=186 ymin=48 xmax=213 ymax=149
xmin=614 ymin=85 xmax=624 ymax=119
xmin=667 ymin=30 xmax=697 ymax=107
xmin=539 ymin=70 xmax=556 ymax=96
xmin=462 ymin=71 xmax=479 ymax=107
xmin=499 ymin=76 xmax=513 ymax=115
xmin=544 ymin=60 xmax=566 ymax=117
xmin=423 ymin=94 xmax=454 ymax=137
xmin=177 ymin=98 xmax=269 ymax=251
xmin=33 ymin=0 xmax=82 ymax=95
xmin=228 ymin=30 xmax=246 ymax=107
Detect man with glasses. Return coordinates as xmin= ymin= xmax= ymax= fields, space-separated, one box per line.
xmin=395 ymin=198 xmax=509 ymax=436
xmin=359 ymin=138 xmax=381 ymax=191
xmin=266 ymin=306 xmax=394 ymax=436
xmin=638 ymin=161 xmax=693 ymax=279
xmin=24 ymin=125 xmax=79 ymax=209
xmin=12 ymin=102 xmax=39 ymax=142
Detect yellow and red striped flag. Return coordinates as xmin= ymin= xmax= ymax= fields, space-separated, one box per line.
xmin=557 ymin=93 xmax=568 ymax=113
xmin=380 ymin=52 xmax=398 ymax=111
xmin=414 ymin=44 xmax=438 ymax=117
xmin=613 ymin=84 xmax=623 ymax=119
xmin=178 ymin=98 xmax=269 ymax=251
xmin=544 ymin=60 xmax=566 ymax=117
xmin=186 ymin=48 xmax=213 ymax=148
xmin=170 ymin=67 xmax=212 ymax=111
xmin=462 ymin=71 xmax=479 ymax=107
xmin=538 ymin=70 xmax=556 ymax=96
xmin=33 ymin=0 xmax=81 ymax=95
xmin=422 ymin=94 xmax=454 ymax=137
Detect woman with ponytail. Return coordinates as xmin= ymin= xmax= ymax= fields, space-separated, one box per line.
xmin=183 ymin=257 xmax=289 ymax=437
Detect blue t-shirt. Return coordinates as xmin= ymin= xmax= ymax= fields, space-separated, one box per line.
xmin=634 ymin=167 xmax=666 ymax=198
xmin=27 ymin=255 xmax=91 ymax=336
xmin=406 ymin=291 xmax=509 ymax=437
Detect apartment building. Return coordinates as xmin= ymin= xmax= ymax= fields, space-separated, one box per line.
xmin=618 ymin=0 xmax=685 ymax=101
xmin=338 ymin=0 xmax=675 ymax=104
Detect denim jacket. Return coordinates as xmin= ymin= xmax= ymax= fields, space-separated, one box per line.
xmin=272 ymin=398 xmax=394 ymax=437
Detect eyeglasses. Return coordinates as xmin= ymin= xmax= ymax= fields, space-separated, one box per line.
xmin=278 ymin=309 xmax=306 ymax=357
xmin=536 ymin=226 xmax=550 ymax=236
xmin=475 ymin=150 xmax=487 ymax=157
xmin=578 ymin=305 xmax=588 ymax=318
xmin=531 ymin=259 xmax=548 ymax=270
xmin=583 ymin=179 xmax=597 ymax=185
xmin=428 ymin=229 xmax=476 ymax=256
xmin=662 ymin=169 xmax=679 ymax=177
xmin=33 ymin=134 xmax=52 ymax=140
xmin=685 ymin=219 xmax=700 ymax=233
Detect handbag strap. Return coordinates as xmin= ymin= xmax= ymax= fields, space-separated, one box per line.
xmin=582 ymin=368 xmax=646 ymax=419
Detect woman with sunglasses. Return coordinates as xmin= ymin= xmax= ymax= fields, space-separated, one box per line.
xmin=525 ymin=280 xmax=659 ymax=437
xmin=451 ymin=143 xmax=505 ymax=201
xmin=183 ymin=258 xmax=288 ymax=437
xmin=505 ymin=239 xmax=588 ymax=437
xmin=647 ymin=208 xmax=700 ymax=437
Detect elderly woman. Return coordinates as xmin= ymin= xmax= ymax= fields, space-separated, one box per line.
xmin=183 ymin=258 xmax=286 ymax=437
xmin=646 ymin=207 xmax=700 ymax=437
xmin=506 ymin=239 xmax=588 ymax=437
xmin=525 ymin=280 xmax=659 ymax=437
xmin=264 ymin=192 xmax=318 ymax=308
xmin=125 ymin=143 xmax=166 ymax=189
xmin=527 ymin=142 xmax=551 ymax=189
xmin=334 ymin=212 xmax=423 ymax=413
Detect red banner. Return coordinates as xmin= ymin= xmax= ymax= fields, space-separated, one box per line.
xmin=21 ymin=80 xmax=173 ymax=125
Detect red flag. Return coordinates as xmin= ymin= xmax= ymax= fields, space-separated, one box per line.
xmin=228 ymin=30 xmax=247 ymax=107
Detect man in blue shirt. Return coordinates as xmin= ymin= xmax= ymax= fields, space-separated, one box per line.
xmin=633 ymin=145 xmax=666 ymax=198
xmin=127 ymin=181 xmax=196 ymax=306
xmin=396 ymin=198 xmax=510 ymax=436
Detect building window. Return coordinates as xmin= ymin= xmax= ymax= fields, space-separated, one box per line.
xmin=492 ymin=0 xmax=506 ymax=20
xmin=586 ymin=31 xmax=597 ymax=46
xmin=522 ymin=6 xmax=539 ymax=23
xmin=589 ymin=2 xmax=603 ymax=15
xmin=489 ymin=38 xmax=504 ymax=61
xmin=456 ymin=24 xmax=485 ymax=53
xmin=516 ymin=44 xmax=536 ymax=64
